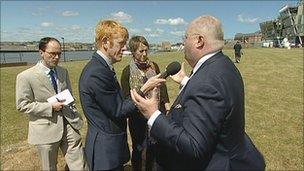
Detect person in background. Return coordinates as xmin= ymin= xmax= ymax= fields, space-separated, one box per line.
xmin=234 ymin=41 xmax=243 ymax=63
xmin=130 ymin=15 xmax=265 ymax=170
xmin=78 ymin=20 xmax=165 ymax=171
xmin=121 ymin=36 xmax=170 ymax=171
xmin=16 ymin=37 xmax=87 ymax=171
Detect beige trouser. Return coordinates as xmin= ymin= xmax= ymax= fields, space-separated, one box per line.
xmin=36 ymin=121 xmax=88 ymax=171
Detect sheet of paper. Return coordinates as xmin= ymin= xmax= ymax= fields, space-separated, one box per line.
xmin=47 ymin=89 xmax=74 ymax=105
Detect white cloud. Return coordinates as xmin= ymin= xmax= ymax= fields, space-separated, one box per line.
xmin=111 ymin=11 xmax=133 ymax=23
xmin=41 ymin=22 xmax=54 ymax=27
xmin=31 ymin=6 xmax=51 ymax=16
xmin=1 ymin=24 xmax=94 ymax=43
xmin=155 ymin=19 xmax=168 ymax=25
xmin=144 ymin=28 xmax=152 ymax=32
xmin=156 ymin=28 xmax=164 ymax=33
xmin=170 ymin=31 xmax=184 ymax=36
xmin=237 ymin=14 xmax=259 ymax=24
xmin=149 ymin=33 xmax=159 ymax=37
xmin=71 ymin=25 xmax=81 ymax=30
xmin=1 ymin=27 xmax=47 ymax=42
xmin=155 ymin=17 xmax=187 ymax=25
xmin=129 ymin=28 xmax=141 ymax=34
xmin=62 ymin=11 xmax=79 ymax=17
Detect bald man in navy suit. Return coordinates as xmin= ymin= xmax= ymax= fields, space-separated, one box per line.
xmin=131 ymin=15 xmax=265 ymax=170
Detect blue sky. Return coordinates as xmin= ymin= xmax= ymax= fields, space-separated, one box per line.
xmin=0 ymin=0 xmax=298 ymax=44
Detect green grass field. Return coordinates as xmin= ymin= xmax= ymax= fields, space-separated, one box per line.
xmin=1 ymin=48 xmax=303 ymax=170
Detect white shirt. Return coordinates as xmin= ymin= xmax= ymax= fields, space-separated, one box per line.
xmin=39 ymin=61 xmax=61 ymax=93
xmin=147 ymin=51 xmax=220 ymax=128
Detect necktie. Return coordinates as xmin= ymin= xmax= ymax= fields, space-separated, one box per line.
xmin=49 ymin=70 xmax=58 ymax=94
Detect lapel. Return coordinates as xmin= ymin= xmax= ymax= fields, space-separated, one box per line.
xmin=56 ymin=67 xmax=66 ymax=92
xmin=33 ymin=63 xmax=56 ymax=94
xmin=93 ymin=52 xmax=111 ymax=70
xmin=93 ymin=52 xmax=121 ymax=91
xmin=170 ymin=51 xmax=223 ymax=110
xmin=169 ymin=88 xmax=186 ymax=111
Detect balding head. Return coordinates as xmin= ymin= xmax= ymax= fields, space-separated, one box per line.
xmin=189 ymin=15 xmax=224 ymax=51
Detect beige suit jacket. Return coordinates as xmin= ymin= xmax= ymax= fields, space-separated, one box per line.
xmin=16 ymin=62 xmax=83 ymax=145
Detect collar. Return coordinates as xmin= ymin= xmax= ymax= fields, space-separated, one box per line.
xmin=97 ymin=50 xmax=113 ymax=70
xmin=38 ymin=60 xmax=56 ymax=75
xmin=191 ymin=50 xmax=220 ymax=77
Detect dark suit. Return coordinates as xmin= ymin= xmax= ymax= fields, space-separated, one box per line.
xmin=79 ymin=52 xmax=136 ymax=170
xmin=151 ymin=52 xmax=265 ymax=170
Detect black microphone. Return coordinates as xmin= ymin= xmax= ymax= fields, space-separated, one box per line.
xmin=136 ymin=61 xmax=181 ymax=98
xmin=159 ymin=61 xmax=181 ymax=78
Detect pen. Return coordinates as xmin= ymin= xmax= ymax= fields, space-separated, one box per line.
xmin=56 ymin=97 xmax=66 ymax=103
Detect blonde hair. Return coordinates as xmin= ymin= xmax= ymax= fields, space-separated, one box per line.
xmin=95 ymin=20 xmax=129 ymax=49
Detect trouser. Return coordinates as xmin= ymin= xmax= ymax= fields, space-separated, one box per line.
xmin=235 ymin=53 xmax=241 ymax=63
xmin=36 ymin=120 xmax=88 ymax=171
xmin=131 ymin=144 xmax=157 ymax=171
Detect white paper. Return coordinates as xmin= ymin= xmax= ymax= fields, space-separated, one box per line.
xmin=47 ymin=89 xmax=74 ymax=105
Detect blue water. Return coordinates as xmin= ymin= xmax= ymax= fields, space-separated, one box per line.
xmin=0 ymin=51 xmax=95 ymax=64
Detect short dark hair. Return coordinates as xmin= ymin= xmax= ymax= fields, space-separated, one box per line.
xmin=38 ymin=37 xmax=60 ymax=51
xmin=129 ymin=36 xmax=149 ymax=53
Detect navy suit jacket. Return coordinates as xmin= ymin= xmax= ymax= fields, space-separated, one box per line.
xmin=151 ymin=52 xmax=265 ymax=170
xmin=79 ymin=52 xmax=136 ymax=170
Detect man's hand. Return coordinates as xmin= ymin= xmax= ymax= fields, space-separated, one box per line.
xmin=170 ymin=62 xmax=186 ymax=84
xmin=52 ymin=102 xmax=65 ymax=111
xmin=130 ymin=88 xmax=159 ymax=119
xmin=140 ymin=74 xmax=166 ymax=94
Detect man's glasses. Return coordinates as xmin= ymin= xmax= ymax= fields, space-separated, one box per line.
xmin=45 ymin=51 xmax=62 ymax=57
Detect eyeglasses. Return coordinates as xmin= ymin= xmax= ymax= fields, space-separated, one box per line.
xmin=182 ymin=33 xmax=201 ymax=41
xmin=44 ymin=51 xmax=62 ymax=57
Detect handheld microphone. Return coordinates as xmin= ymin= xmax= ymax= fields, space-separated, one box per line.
xmin=159 ymin=61 xmax=181 ymax=79
xmin=136 ymin=61 xmax=181 ymax=98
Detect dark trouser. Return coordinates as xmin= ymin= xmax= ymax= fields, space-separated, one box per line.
xmin=235 ymin=52 xmax=241 ymax=63
xmin=131 ymin=144 xmax=156 ymax=171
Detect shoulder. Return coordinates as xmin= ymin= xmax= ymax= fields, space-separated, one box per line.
xmin=17 ymin=65 xmax=36 ymax=78
xmin=56 ymin=65 xmax=68 ymax=73
xmin=81 ymin=60 xmax=111 ymax=81
xmin=151 ymin=61 xmax=159 ymax=67
xmin=122 ymin=65 xmax=130 ymax=72
xmin=83 ymin=58 xmax=106 ymax=74
xmin=150 ymin=61 xmax=160 ymax=71
xmin=121 ymin=65 xmax=130 ymax=80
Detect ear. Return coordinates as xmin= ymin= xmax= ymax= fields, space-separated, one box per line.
xmin=195 ymin=35 xmax=204 ymax=48
xmin=39 ymin=50 xmax=44 ymax=57
xmin=101 ymin=36 xmax=110 ymax=49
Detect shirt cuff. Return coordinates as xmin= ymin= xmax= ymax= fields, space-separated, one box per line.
xmin=180 ymin=76 xmax=189 ymax=88
xmin=147 ymin=110 xmax=162 ymax=128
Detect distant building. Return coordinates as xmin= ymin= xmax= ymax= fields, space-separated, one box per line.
xmin=161 ymin=41 xmax=171 ymax=51
xmin=234 ymin=31 xmax=263 ymax=44
xmin=170 ymin=42 xmax=184 ymax=51
xmin=259 ymin=0 xmax=304 ymax=46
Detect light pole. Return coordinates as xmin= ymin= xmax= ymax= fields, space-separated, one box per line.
xmin=61 ymin=37 xmax=66 ymax=62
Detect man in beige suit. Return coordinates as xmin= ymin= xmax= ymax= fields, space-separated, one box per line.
xmin=16 ymin=37 xmax=87 ymax=170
